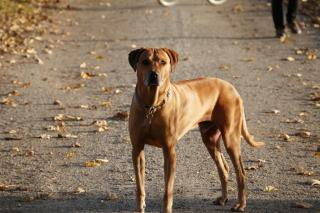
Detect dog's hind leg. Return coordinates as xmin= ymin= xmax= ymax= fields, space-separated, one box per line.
xmin=222 ymin=129 xmax=246 ymax=212
xmin=199 ymin=122 xmax=230 ymax=206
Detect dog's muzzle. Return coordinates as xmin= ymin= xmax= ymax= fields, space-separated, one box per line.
xmin=144 ymin=71 xmax=162 ymax=86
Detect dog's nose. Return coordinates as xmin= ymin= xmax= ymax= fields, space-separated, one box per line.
xmin=150 ymin=71 xmax=158 ymax=80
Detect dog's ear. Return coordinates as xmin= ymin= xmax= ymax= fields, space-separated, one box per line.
xmin=161 ymin=48 xmax=179 ymax=71
xmin=128 ymin=48 xmax=146 ymax=71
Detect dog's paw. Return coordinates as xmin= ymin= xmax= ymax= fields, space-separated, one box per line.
xmin=213 ymin=196 xmax=228 ymax=206
xmin=231 ymin=203 xmax=246 ymax=212
xmin=134 ymin=209 xmax=145 ymax=213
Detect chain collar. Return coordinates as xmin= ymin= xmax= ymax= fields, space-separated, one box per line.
xmin=135 ymin=87 xmax=171 ymax=124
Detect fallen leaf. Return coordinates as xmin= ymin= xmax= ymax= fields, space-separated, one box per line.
xmin=39 ymin=134 xmax=51 ymax=139
xmin=104 ymin=192 xmax=118 ymax=201
xmin=80 ymin=62 xmax=87 ymax=68
xmin=80 ymin=71 xmax=96 ymax=79
xmin=66 ymin=152 xmax=76 ymax=158
xmin=74 ymin=187 xmax=85 ymax=194
xmin=0 ymin=184 xmax=27 ymax=191
xmin=113 ymin=111 xmax=129 ymax=120
xmin=61 ymin=83 xmax=84 ymax=91
xmin=84 ymin=160 xmax=101 ymax=167
xmin=263 ymin=185 xmax=279 ymax=192
xmin=295 ymin=131 xmax=311 ymax=138
xmin=314 ymin=152 xmax=320 ymax=158
xmin=232 ymin=4 xmax=244 ymax=13
xmin=34 ymin=55 xmax=44 ymax=64
xmin=11 ymin=147 xmax=20 ymax=152
xmin=1 ymin=97 xmax=17 ymax=107
xmin=101 ymin=101 xmax=112 ymax=108
xmin=98 ymin=73 xmax=107 ymax=77
xmin=245 ymin=166 xmax=258 ymax=171
xmin=101 ymin=87 xmax=112 ymax=93
xmin=58 ymin=133 xmax=78 ymax=139
xmin=278 ymin=133 xmax=292 ymax=142
xmin=115 ymin=89 xmax=122 ymax=94
xmin=295 ymin=49 xmax=304 ymax=55
xmin=219 ymin=64 xmax=230 ymax=71
xmin=241 ymin=57 xmax=255 ymax=62
xmin=267 ymin=66 xmax=273 ymax=71
xmin=7 ymin=130 xmax=17 ymax=134
xmin=7 ymin=90 xmax=20 ymax=96
xmin=54 ymin=114 xmax=82 ymax=121
xmin=292 ymin=202 xmax=313 ymax=209
xmin=95 ymin=158 xmax=109 ymax=164
xmin=307 ymin=179 xmax=320 ymax=187
xmin=284 ymin=118 xmax=304 ymax=124
xmin=53 ymin=100 xmax=63 ymax=106
xmin=286 ymin=56 xmax=295 ymax=62
xmin=45 ymin=125 xmax=59 ymax=131
xmin=96 ymin=55 xmax=104 ymax=60
xmin=72 ymin=142 xmax=81 ymax=148
xmin=306 ymin=51 xmax=317 ymax=60
xmin=79 ymin=105 xmax=89 ymax=109
xmin=25 ymin=150 xmax=35 ymax=157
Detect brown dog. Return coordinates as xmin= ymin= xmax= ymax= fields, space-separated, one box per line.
xmin=128 ymin=48 xmax=264 ymax=213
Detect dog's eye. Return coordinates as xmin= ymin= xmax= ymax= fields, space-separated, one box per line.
xmin=160 ymin=60 xmax=166 ymax=65
xmin=142 ymin=60 xmax=151 ymax=66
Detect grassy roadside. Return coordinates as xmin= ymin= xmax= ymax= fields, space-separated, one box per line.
xmin=0 ymin=0 xmax=56 ymax=55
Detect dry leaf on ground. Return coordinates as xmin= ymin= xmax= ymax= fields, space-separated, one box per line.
xmin=263 ymin=185 xmax=279 ymax=192
xmin=286 ymin=56 xmax=295 ymax=62
xmin=292 ymin=202 xmax=313 ymax=209
xmin=308 ymin=179 xmax=320 ymax=187
xmin=54 ymin=114 xmax=82 ymax=121
xmin=74 ymin=187 xmax=85 ymax=194
xmin=104 ymin=192 xmax=118 ymax=201
xmin=53 ymin=100 xmax=63 ymax=106
xmin=66 ymin=152 xmax=76 ymax=158
xmin=278 ymin=133 xmax=292 ymax=142
xmin=0 ymin=184 xmax=28 ymax=192
xmin=80 ymin=71 xmax=96 ymax=79
xmin=39 ymin=134 xmax=51 ymax=139
xmin=58 ymin=133 xmax=78 ymax=139
xmin=101 ymin=101 xmax=112 ymax=108
xmin=113 ymin=111 xmax=129 ymax=120
xmin=84 ymin=159 xmax=108 ymax=167
xmin=295 ymin=131 xmax=311 ymax=138
xmin=80 ymin=62 xmax=87 ymax=68
xmin=1 ymin=97 xmax=17 ymax=107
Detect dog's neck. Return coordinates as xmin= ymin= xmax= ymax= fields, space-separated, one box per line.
xmin=136 ymin=81 xmax=170 ymax=107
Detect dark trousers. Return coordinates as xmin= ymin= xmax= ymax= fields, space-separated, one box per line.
xmin=272 ymin=0 xmax=298 ymax=30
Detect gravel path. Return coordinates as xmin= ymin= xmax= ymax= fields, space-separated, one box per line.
xmin=0 ymin=0 xmax=319 ymax=212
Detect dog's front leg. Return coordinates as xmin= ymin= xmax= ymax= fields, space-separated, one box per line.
xmin=132 ymin=145 xmax=146 ymax=213
xmin=162 ymin=144 xmax=177 ymax=213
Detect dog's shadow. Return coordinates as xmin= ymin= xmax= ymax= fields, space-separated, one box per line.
xmin=1 ymin=193 xmax=319 ymax=213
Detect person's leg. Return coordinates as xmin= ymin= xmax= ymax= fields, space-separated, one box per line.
xmin=287 ymin=0 xmax=301 ymax=34
xmin=272 ymin=0 xmax=285 ymax=37
xmin=287 ymin=0 xmax=298 ymax=23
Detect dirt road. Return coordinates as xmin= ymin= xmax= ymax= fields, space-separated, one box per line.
xmin=0 ymin=0 xmax=319 ymax=212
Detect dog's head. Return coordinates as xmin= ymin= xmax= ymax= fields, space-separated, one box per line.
xmin=128 ymin=48 xmax=179 ymax=87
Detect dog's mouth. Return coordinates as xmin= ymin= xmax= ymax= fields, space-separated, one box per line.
xmin=144 ymin=71 xmax=162 ymax=87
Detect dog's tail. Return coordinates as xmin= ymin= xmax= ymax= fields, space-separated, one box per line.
xmin=241 ymin=110 xmax=265 ymax=148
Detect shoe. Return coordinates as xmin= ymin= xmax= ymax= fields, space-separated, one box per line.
xmin=276 ymin=28 xmax=286 ymax=37
xmin=287 ymin=21 xmax=302 ymax=34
